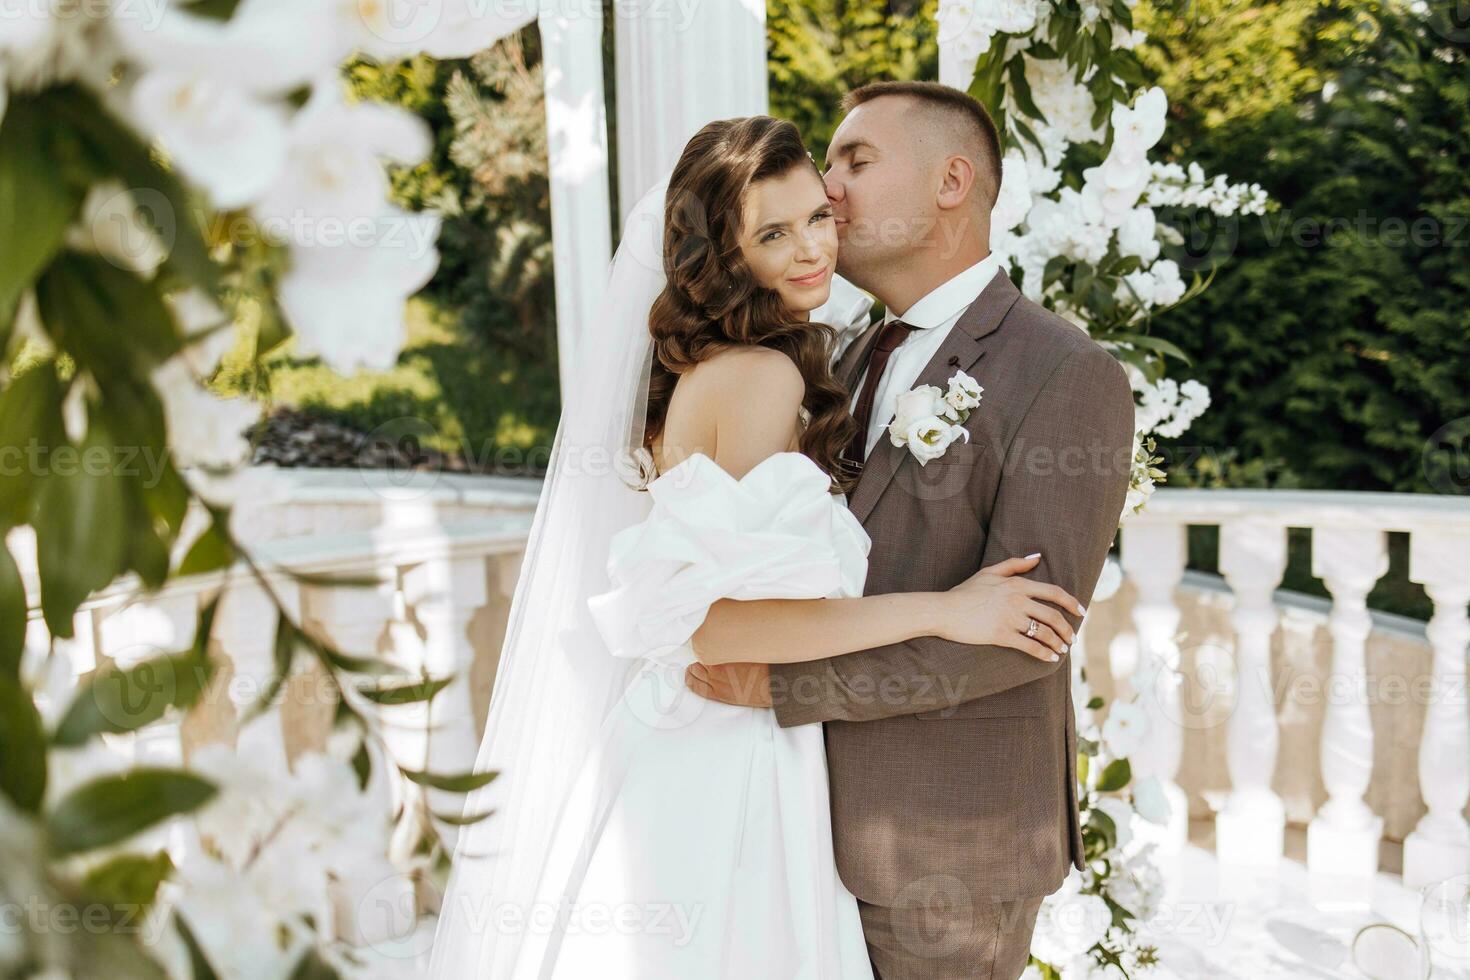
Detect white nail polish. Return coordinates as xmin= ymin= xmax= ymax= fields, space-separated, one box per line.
xmin=1025 ymin=552 xmax=1041 ymax=559
xmin=1077 ymin=604 xmax=1087 ymax=616
xmin=1050 ymin=653 xmax=1060 ymax=662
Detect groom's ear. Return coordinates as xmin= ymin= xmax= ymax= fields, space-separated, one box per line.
xmin=936 ymin=155 xmax=978 ymax=212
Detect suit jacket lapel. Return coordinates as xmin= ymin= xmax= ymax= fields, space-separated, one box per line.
xmin=847 ymin=271 xmax=1022 ymax=525
xmin=836 ymin=319 xmax=885 ymax=392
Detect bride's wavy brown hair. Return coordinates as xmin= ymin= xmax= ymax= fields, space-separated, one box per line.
xmin=643 ymin=116 xmax=860 ymax=495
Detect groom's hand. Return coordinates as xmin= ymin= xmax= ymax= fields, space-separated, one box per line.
xmin=685 ymin=662 xmax=772 ymax=707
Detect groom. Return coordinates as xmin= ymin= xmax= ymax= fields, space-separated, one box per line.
xmin=687 ymin=82 xmax=1134 ymax=979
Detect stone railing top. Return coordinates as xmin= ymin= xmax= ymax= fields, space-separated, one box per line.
xmin=1126 ymin=488 xmax=1470 ymax=532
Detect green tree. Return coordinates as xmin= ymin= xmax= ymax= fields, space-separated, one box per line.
xmin=1141 ymin=1 xmax=1470 ymax=494
xmin=768 ymin=0 xmax=941 ymax=165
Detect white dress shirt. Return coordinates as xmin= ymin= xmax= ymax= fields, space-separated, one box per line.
xmin=851 ymin=255 xmax=1003 ymax=459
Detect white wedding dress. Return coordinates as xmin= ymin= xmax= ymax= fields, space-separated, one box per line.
xmin=507 ymin=449 xmax=876 ymax=980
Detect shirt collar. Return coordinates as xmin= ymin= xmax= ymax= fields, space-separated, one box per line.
xmin=883 ymin=254 xmax=1002 ymax=330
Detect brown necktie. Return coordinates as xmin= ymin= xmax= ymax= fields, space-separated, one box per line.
xmin=846 ymin=319 xmax=917 ymax=465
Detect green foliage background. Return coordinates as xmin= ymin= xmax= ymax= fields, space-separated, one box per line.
xmin=1138 ymin=0 xmax=1470 ymax=495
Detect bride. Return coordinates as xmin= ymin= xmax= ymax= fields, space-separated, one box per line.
xmin=427 ymin=115 xmax=1078 ymax=978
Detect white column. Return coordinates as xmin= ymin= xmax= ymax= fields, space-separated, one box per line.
xmin=613 ymin=0 xmax=768 ymax=222
xmin=1216 ymin=519 xmax=1288 ymax=868
xmin=540 ymin=1 xmax=613 ymax=398
xmin=1404 ymin=529 xmax=1470 ymax=889
xmin=1121 ymin=520 xmax=1189 ymax=853
xmin=1306 ymin=527 xmax=1388 ymax=904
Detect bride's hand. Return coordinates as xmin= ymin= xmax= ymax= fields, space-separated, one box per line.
xmin=936 ymin=553 xmax=1083 ymax=661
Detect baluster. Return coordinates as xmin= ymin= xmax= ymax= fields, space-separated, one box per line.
xmin=1403 ymin=529 xmax=1470 ymax=889
xmin=399 ymin=553 xmax=489 ymax=839
xmin=1121 ymin=520 xmax=1190 ymax=853
xmin=1216 ymin=519 xmax=1288 ymax=868
xmin=300 ymin=570 xmax=424 ymax=949
xmin=1306 ymin=527 xmax=1388 ymax=903
xmin=211 ymin=580 xmax=294 ymax=774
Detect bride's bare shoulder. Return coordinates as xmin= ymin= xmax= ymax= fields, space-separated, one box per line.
xmin=689 ymin=345 xmax=803 ymax=400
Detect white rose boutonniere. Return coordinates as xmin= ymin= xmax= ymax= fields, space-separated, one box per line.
xmin=887 ymin=370 xmax=984 ymax=466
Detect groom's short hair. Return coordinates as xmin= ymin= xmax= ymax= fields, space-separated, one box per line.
xmin=841 ymin=81 xmax=1003 ymax=210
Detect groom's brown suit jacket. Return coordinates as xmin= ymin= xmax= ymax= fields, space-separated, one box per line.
xmin=770 ymin=270 xmax=1134 ymax=906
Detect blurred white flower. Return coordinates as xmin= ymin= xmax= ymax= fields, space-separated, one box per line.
xmin=1115 ymin=207 xmax=1160 ymax=263
xmin=1150 ymin=258 xmax=1186 ymax=306
xmin=1032 ymin=869 xmax=1111 ymax=964
xmin=64 ymin=181 xmax=169 ymax=278
xmin=1101 ymin=700 xmax=1149 ymax=759
xmin=276 ymin=206 xmax=441 ymax=374
xmin=151 ymin=358 xmax=259 ymax=469
xmin=252 ymin=81 xmax=432 ymax=248
xmin=126 ymin=70 xmax=290 ymax=209
xmin=111 ymin=0 xmax=337 ymax=96
xmin=168 ymin=288 xmax=236 ymax=377
xmin=1092 ymin=556 xmax=1124 ymax=603
xmin=1132 ymin=775 xmax=1173 ymax=826
xmin=1025 ymin=56 xmax=1103 ymax=144
xmin=992 ymin=151 xmax=1034 ymax=241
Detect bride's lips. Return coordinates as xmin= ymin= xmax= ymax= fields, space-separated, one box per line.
xmin=788 ymin=266 xmax=829 ymax=287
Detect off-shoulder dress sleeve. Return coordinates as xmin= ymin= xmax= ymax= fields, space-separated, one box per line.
xmin=586 ymin=453 xmax=870 ymax=670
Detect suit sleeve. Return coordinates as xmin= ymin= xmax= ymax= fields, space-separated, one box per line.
xmin=768 ymin=345 xmax=1135 ymax=726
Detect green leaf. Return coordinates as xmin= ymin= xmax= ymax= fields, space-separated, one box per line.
xmin=81 ymin=851 xmax=174 ymax=909
xmin=174 ymin=914 xmax=221 ymax=980
xmin=400 ymin=767 xmax=498 ymax=793
xmin=351 ymin=739 xmax=371 ymax=790
xmin=356 ymin=675 xmax=452 ymax=706
xmin=284 ymin=569 xmax=390 ymax=589
xmin=0 ymin=359 xmax=66 ymax=527
xmin=432 ymin=806 xmax=496 ymax=827
xmin=43 ymin=85 xmax=219 ymax=292
xmin=0 ymin=540 xmax=27 ymax=680
xmin=1090 ymin=805 xmax=1119 ymax=851
xmin=0 ymin=672 xmax=47 ymax=812
xmin=1007 ymin=58 xmax=1045 ymax=122
xmin=1096 ymin=758 xmax=1132 ymax=793
xmin=176 ymin=515 xmax=235 ymax=578
xmin=253 ymin=298 xmax=293 ymax=358
xmin=143 ymin=461 xmax=192 ymax=540
xmin=1086 ymin=696 xmax=1104 ymax=710
xmin=242 ymin=612 xmax=295 ymax=723
xmin=52 ymin=650 xmax=215 ymax=746
xmin=46 ymin=767 xmax=216 ymax=856
xmin=0 ymin=94 xmax=84 ymax=320
xmin=1110 ymin=332 xmax=1193 ymax=365
xmin=1042 ymin=255 xmax=1071 ymax=290
xmin=321 ymin=647 xmax=400 ymax=675
xmin=1010 ymin=116 xmax=1045 ymax=157
xmin=35 ymin=250 xmax=182 ymax=380
xmin=288 ymin=948 xmax=340 ymax=980
xmin=33 ymin=412 xmax=128 ymax=638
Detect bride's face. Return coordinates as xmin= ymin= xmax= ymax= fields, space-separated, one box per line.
xmin=736 ymin=166 xmax=838 ymax=314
